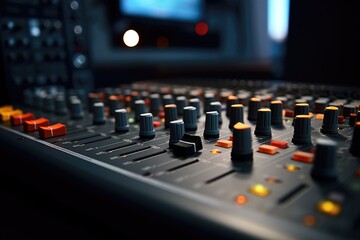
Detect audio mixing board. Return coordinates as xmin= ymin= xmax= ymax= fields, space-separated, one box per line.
xmin=1 ymin=80 xmax=360 ymax=239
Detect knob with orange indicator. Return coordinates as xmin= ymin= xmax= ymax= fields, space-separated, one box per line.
xmin=231 ymin=122 xmax=253 ymax=161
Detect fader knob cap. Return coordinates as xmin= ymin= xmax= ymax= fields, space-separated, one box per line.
xmin=203 ymin=111 xmax=219 ymax=139
xmin=311 ymin=138 xmax=338 ymax=181
xmin=231 ymin=122 xmax=253 ymax=161
xmin=169 ymin=119 xmax=185 ymax=148
xmin=321 ymin=106 xmax=339 ymax=134
xmin=229 ymin=104 xmax=244 ymax=129
xmin=292 ymin=115 xmax=312 ymax=144
xmin=114 ymin=109 xmax=129 ymax=133
xmin=254 ymin=108 xmax=272 ymax=136
xmin=93 ymin=102 xmax=106 ymax=125
xmin=139 ymin=113 xmax=155 ymax=139
xmin=350 ymin=122 xmax=360 ymax=156
xmin=172 ymin=133 xmax=203 ymax=157
xmin=247 ymin=98 xmax=261 ymax=121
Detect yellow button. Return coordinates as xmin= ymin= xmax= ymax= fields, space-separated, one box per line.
xmin=285 ymin=164 xmax=301 ymax=172
xmin=0 ymin=105 xmax=13 ymax=113
xmin=0 ymin=109 xmax=23 ymax=122
xmin=249 ymin=184 xmax=271 ymax=197
xmin=317 ymin=200 xmax=341 ymax=216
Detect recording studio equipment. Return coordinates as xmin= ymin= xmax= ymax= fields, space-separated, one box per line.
xmin=1 ymin=0 xmax=359 ymax=239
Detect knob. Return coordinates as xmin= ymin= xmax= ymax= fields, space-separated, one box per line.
xmin=70 ymin=98 xmax=84 ymax=119
xmin=292 ymin=115 xmax=312 ymax=144
xmin=321 ymin=106 xmax=339 ymax=134
xmin=203 ymin=111 xmax=219 ymax=139
xmin=350 ymin=122 xmax=360 ymax=156
xmin=44 ymin=95 xmax=55 ymax=113
xmin=139 ymin=113 xmax=155 ymax=139
xmin=247 ymin=97 xmax=261 ymax=121
xmin=93 ymin=102 xmax=105 ymax=124
xmin=254 ymin=108 xmax=271 ymax=136
xmin=169 ymin=119 xmax=185 ymax=147
xmin=204 ymin=92 xmax=215 ymax=114
xmin=189 ymin=98 xmax=201 ymax=119
xmin=210 ymin=101 xmax=222 ymax=125
xmin=349 ymin=113 xmax=357 ymax=126
xmin=134 ymin=99 xmax=146 ymax=122
xmin=231 ymin=122 xmax=253 ymax=161
xmin=162 ymin=94 xmax=174 ymax=106
xmin=311 ymin=138 xmax=338 ymax=181
xmin=176 ymin=96 xmax=187 ymax=116
xmin=109 ymin=95 xmax=120 ymax=116
xmin=164 ymin=104 xmax=178 ymax=128
xmin=226 ymin=95 xmax=239 ymax=117
xmin=149 ymin=93 xmax=161 ymax=116
xmin=114 ymin=109 xmax=129 ymax=133
xmin=270 ymin=100 xmax=283 ymax=126
xmin=55 ymin=95 xmax=67 ymax=115
xmin=313 ymin=99 xmax=329 ymax=113
xmin=229 ymin=104 xmax=244 ymax=129
xmin=183 ymin=106 xmax=197 ymax=132
xmin=293 ymin=103 xmax=309 ymax=125
xmin=343 ymin=104 xmax=357 ymax=118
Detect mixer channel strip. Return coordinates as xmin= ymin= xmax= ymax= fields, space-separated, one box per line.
xmin=1 ymin=81 xmax=360 ymax=240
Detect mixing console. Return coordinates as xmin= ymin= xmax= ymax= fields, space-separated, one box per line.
xmin=1 ymin=80 xmax=360 ymax=239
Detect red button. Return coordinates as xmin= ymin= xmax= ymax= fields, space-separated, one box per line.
xmin=10 ymin=113 xmax=35 ymax=126
xmin=39 ymin=123 xmax=66 ymax=139
xmin=23 ymin=118 xmax=49 ymax=132
xmin=153 ymin=121 xmax=162 ymax=128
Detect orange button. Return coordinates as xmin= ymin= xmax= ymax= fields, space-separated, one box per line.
xmin=258 ymin=144 xmax=279 ymax=155
xmin=0 ymin=109 xmax=23 ymax=122
xmin=269 ymin=140 xmax=288 ymax=149
xmin=215 ymin=139 xmax=233 ymax=148
xmin=10 ymin=113 xmax=35 ymax=126
xmin=39 ymin=123 xmax=66 ymax=139
xmin=24 ymin=118 xmax=49 ymax=132
xmin=315 ymin=114 xmax=324 ymax=120
xmin=292 ymin=151 xmax=314 ymax=163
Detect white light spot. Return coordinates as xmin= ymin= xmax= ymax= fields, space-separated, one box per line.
xmin=123 ymin=29 xmax=139 ymax=47
xmin=268 ymin=0 xmax=290 ymax=42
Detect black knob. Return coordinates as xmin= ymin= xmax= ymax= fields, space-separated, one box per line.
xmin=311 ymin=138 xmax=338 ymax=181
xmin=164 ymin=104 xmax=178 ymax=128
xmin=255 ymin=108 xmax=272 ymax=136
xmin=114 ymin=109 xmax=129 ymax=133
xmin=183 ymin=106 xmax=197 ymax=132
xmin=293 ymin=103 xmax=309 ymax=125
xmin=229 ymin=104 xmax=244 ymax=129
xmin=247 ymin=97 xmax=261 ymax=121
xmin=169 ymin=119 xmax=185 ymax=147
xmin=231 ymin=122 xmax=253 ymax=161
xmin=270 ymin=100 xmax=283 ymax=126
xmin=134 ymin=99 xmax=146 ymax=122
xmin=162 ymin=94 xmax=174 ymax=106
xmin=150 ymin=93 xmax=161 ymax=116
xmin=226 ymin=95 xmax=239 ymax=117
xmin=204 ymin=92 xmax=215 ymax=114
xmin=139 ymin=113 xmax=155 ymax=139
xmin=321 ymin=106 xmax=339 ymax=134
xmin=343 ymin=104 xmax=357 ymax=118
xmin=210 ymin=101 xmax=222 ymax=125
xmin=55 ymin=95 xmax=67 ymax=115
xmin=189 ymin=98 xmax=201 ymax=119
xmin=292 ymin=115 xmax=312 ymax=144
xmin=176 ymin=96 xmax=187 ymax=116
xmin=93 ymin=102 xmax=106 ymax=124
xmin=204 ymin=111 xmax=219 ymax=139
xmin=109 ymin=95 xmax=120 ymax=117
xmin=313 ymin=99 xmax=329 ymax=113
xmin=70 ymin=98 xmax=84 ymax=119
xmin=350 ymin=122 xmax=360 ymax=156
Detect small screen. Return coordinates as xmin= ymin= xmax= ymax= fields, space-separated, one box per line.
xmin=119 ymin=0 xmax=202 ymax=22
